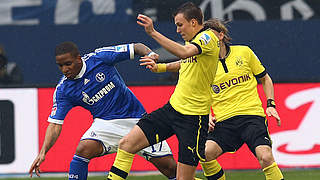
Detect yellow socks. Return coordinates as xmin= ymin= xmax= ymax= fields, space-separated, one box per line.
xmin=263 ymin=162 xmax=284 ymax=180
xmin=107 ymin=149 xmax=135 ymax=180
xmin=200 ymin=160 xmax=226 ymax=180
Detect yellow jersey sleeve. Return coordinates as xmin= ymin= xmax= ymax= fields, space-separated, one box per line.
xmin=247 ymin=47 xmax=265 ymax=76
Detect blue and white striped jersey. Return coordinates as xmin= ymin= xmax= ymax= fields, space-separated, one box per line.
xmin=48 ymin=44 xmax=146 ymax=124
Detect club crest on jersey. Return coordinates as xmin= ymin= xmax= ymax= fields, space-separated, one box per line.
xmin=199 ymin=33 xmax=211 ymax=45
xmin=96 ymin=72 xmax=105 ymax=82
xmin=115 ymin=45 xmax=127 ymax=52
xmin=235 ymin=57 xmax=243 ymax=67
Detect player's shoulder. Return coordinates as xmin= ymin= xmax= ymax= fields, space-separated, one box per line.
xmin=195 ymin=29 xmax=217 ymax=44
xmin=230 ymin=45 xmax=253 ymax=52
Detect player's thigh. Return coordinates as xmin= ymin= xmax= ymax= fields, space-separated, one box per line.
xmin=207 ymin=119 xmax=243 ymax=153
xmin=136 ymin=103 xmax=175 ymax=146
xmin=240 ymin=115 xmax=272 ymax=155
xmin=81 ymin=118 xmax=138 ymax=156
xmin=119 ymin=125 xmax=150 ymax=153
xmin=175 ymin=114 xmax=209 ymax=166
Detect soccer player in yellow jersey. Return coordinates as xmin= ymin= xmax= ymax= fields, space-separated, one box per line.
xmin=200 ymin=19 xmax=284 ymax=180
xmin=107 ymin=2 xmax=220 ymax=180
xmin=140 ymin=18 xmax=284 ymax=180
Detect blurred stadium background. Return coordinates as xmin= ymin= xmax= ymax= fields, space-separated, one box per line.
xmin=0 ymin=0 xmax=320 ymax=179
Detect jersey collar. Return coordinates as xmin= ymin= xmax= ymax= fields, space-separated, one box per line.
xmin=219 ymin=44 xmax=231 ymax=61
xmin=189 ymin=27 xmax=206 ymax=42
xmin=74 ymin=59 xmax=86 ymax=79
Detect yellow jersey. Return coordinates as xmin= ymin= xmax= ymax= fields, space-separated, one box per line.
xmin=170 ymin=28 xmax=220 ymax=115
xmin=211 ymin=45 xmax=266 ymax=122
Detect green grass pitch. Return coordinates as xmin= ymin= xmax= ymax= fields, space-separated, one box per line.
xmin=4 ymin=169 xmax=320 ymax=180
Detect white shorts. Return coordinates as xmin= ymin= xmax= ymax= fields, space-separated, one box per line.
xmin=81 ymin=118 xmax=172 ymax=160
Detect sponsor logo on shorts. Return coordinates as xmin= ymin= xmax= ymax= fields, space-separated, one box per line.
xmin=90 ymin=131 xmax=97 ymax=137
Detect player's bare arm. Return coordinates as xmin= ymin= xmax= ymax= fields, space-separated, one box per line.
xmin=259 ymin=73 xmax=281 ymax=126
xmin=137 ymin=14 xmax=198 ymax=59
xmin=134 ymin=43 xmax=159 ymax=61
xmin=140 ymin=58 xmax=181 ymax=73
xmin=29 ymin=123 xmax=62 ymax=177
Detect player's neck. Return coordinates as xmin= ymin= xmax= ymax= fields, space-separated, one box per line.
xmin=219 ymin=42 xmax=227 ymax=59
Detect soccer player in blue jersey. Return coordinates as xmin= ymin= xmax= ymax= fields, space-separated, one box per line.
xmin=28 ymin=42 xmax=177 ymax=180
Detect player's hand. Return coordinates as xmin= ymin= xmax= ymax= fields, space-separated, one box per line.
xmin=139 ymin=57 xmax=158 ymax=72
xmin=148 ymin=52 xmax=159 ymax=62
xmin=29 ymin=152 xmax=45 ymax=177
xmin=137 ymin=14 xmax=155 ymax=35
xmin=266 ymin=107 xmax=281 ymax=126
xmin=208 ymin=114 xmax=216 ymax=132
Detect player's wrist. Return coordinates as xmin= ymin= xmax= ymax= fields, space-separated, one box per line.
xmin=267 ymin=99 xmax=276 ymax=108
xmin=147 ymin=51 xmax=156 ymax=57
xmin=156 ymin=63 xmax=167 ymax=73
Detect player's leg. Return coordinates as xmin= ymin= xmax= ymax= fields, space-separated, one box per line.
xmin=108 ymin=103 xmax=174 ymax=180
xmin=174 ymin=114 xmax=209 ymax=180
xmin=140 ymin=140 xmax=177 ymax=179
xmin=243 ymin=116 xmax=284 ymax=180
xmin=149 ymin=156 xmax=177 ymax=179
xmin=69 ymin=139 xmax=104 ymax=180
xmin=256 ymin=145 xmax=284 ymax=180
xmin=200 ymin=117 xmax=246 ymax=180
xmin=107 ymin=125 xmax=150 ymax=180
xmin=177 ymin=163 xmax=197 ymax=179
xmin=200 ymin=140 xmax=225 ymax=180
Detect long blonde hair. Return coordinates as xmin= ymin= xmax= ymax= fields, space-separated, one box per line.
xmin=204 ymin=18 xmax=232 ymax=45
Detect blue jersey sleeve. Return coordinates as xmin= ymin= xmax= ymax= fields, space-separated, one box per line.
xmin=48 ymin=81 xmax=74 ymax=124
xmin=92 ymin=44 xmax=134 ymax=65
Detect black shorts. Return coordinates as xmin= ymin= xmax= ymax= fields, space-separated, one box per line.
xmin=207 ymin=115 xmax=271 ymax=156
xmin=137 ymin=102 xmax=209 ymax=166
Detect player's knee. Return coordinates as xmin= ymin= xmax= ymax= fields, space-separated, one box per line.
xmin=167 ymin=161 xmax=177 ymax=176
xmin=75 ymin=141 xmax=102 ymax=159
xmin=118 ymin=137 xmax=130 ymax=150
xmin=258 ymin=152 xmax=274 ymax=167
xmin=163 ymin=158 xmax=177 ymax=175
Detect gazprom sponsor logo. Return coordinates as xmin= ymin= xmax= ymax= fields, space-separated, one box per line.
xmin=82 ymin=81 xmax=115 ymax=105
xmin=212 ymin=74 xmax=251 ymax=94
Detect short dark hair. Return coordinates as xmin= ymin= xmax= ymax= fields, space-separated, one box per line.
xmin=173 ymin=2 xmax=203 ymax=25
xmin=55 ymin=41 xmax=80 ymax=57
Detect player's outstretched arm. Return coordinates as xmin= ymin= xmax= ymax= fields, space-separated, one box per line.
xmin=133 ymin=43 xmax=159 ymax=62
xmin=259 ymin=73 xmax=281 ymax=126
xmin=137 ymin=14 xmax=198 ymax=59
xmin=29 ymin=123 xmax=62 ymax=177
xmin=140 ymin=57 xmax=181 ymax=73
